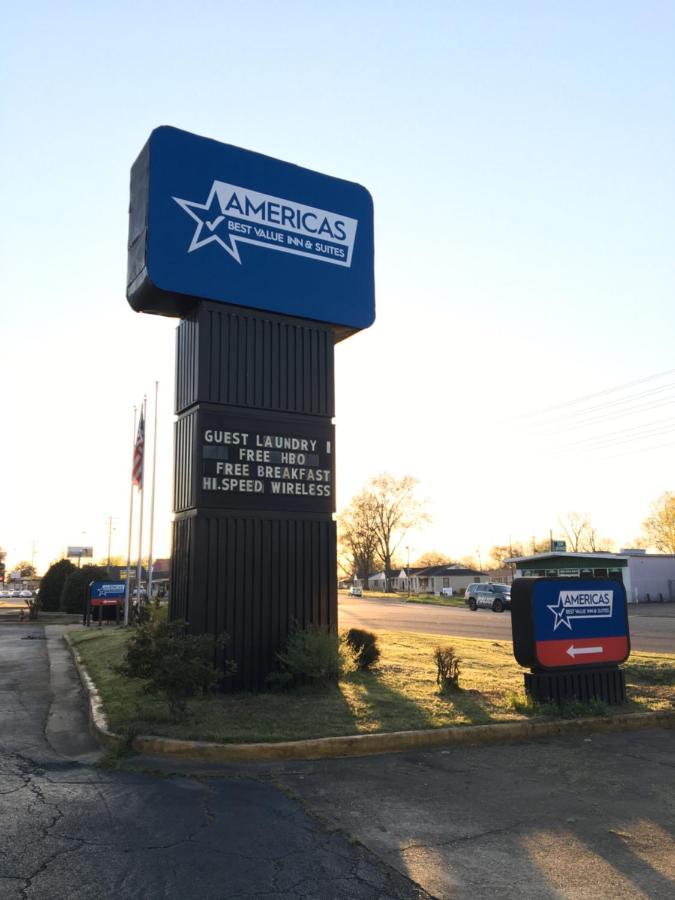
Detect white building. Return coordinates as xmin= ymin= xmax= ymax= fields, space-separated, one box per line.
xmin=506 ymin=550 xmax=675 ymax=604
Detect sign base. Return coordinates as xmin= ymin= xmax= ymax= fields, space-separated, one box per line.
xmin=524 ymin=667 xmax=626 ymax=705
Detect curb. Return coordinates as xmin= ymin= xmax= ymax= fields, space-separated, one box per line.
xmin=65 ymin=634 xmax=675 ymax=763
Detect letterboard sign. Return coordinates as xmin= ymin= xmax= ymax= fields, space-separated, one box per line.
xmin=196 ymin=412 xmax=334 ymax=514
xmin=511 ymin=577 xmax=630 ymax=670
xmin=127 ymin=126 xmax=375 ymax=336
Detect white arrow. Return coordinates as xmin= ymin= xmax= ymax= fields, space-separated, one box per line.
xmin=567 ymin=644 xmax=603 ymax=658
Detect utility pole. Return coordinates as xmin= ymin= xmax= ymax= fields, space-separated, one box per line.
xmin=105 ymin=516 xmax=117 ymax=567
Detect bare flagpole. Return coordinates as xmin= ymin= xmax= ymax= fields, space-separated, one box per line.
xmin=124 ymin=405 xmax=137 ymax=627
xmin=135 ymin=395 xmax=147 ymax=614
xmin=146 ymin=381 xmax=159 ymax=604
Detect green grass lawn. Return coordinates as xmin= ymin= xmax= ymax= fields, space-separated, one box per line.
xmin=70 ymin=627 xmax=675 ymax=744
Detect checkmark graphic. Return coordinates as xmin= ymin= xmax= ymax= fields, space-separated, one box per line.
xmin=206 ymin=215 xmax=225 ymax=232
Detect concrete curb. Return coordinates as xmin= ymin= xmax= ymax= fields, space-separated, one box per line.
xmin=65 ymin=634 xmax=675 ymax=762
xmin=65 ymin=634 xmax=123 ymax=748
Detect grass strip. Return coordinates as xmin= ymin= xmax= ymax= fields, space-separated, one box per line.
xmin=70 ymin=627 xmax=675 ymax=745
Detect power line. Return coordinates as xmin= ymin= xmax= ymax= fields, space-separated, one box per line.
xmin=532 ymin=395 xmax=675 ymax=436
xmin=561 ymin=423 xmax=675 ymax=456
xmin=529 ymin=381 xmax=675 ymax=430
xmin=559 ymin=416 xmax=675 ymax=449
xmin=511 ymin=366 xmax=675 ymax=422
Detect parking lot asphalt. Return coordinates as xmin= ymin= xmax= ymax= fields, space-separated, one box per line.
xmin=141 ymin=728 xmax=675 ymax=899
xmin=0 ymin=625 xmax=428 ymax=900
xmin=2 ymin=622 xmax=674 ymax=899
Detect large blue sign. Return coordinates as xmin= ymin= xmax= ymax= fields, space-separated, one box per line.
xmin=127 ymin=127 xmax=375 ymax=335
xmin=512 ymin=578 xmax=630 ymax=670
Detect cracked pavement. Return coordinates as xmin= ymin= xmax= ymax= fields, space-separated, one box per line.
xmin=2 ymin=624 xmax=674 ymax=899
xmin=0 ymin=626 xmax=428 ymax=899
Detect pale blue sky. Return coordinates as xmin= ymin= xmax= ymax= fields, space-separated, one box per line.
xmin=2 ymin=2 xmax=674 ymax=571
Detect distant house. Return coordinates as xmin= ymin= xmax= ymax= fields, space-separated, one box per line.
xmin=407 ymin=565 xmax=488 ymax=595
xmin=367 ymin=564 xmax=487 ymax=594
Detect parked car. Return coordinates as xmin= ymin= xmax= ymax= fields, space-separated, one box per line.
xmin=465 ymin=583 xmax=511 ymax=612
xmin=348 ymin=585 xmax=363 ymax=597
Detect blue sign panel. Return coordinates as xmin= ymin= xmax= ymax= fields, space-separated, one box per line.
xmin=511 ymin=578 xmax=630 ymax=670
xmin=127 ymin=127 xmax=375 ymax=335
xmin=90 ymin=581 xmax=126 ymax=600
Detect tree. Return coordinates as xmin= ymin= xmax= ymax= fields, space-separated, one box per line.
xmin=489 ymin=543 xmax=526 ymax=569
xmin=0 ymin=547 xmax=5 ymax=584
xmin=15 ymin=561 xmax=37 ymax=578
xmin=40 ymin=559 xmax=77 ymax=611
xmin=341 ymin=474 xmax=429 ymax=591
xmin=338 ymin=490 xmax=379 ymax=584
xmin=414 ymin=551 xmax=451 ymax=568
xmin=95 ymin=555 xmax=127 ymax=568
xmin=642 ymin=492 xmax=675 ymax=553
xmin=559 ymin=513 xmax=613 ymax=553
xmin=59 ymin=565 xmax=108 ymax=614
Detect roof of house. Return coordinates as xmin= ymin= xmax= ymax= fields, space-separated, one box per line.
xmin=416 ymin=565 xmax=486 ymax=577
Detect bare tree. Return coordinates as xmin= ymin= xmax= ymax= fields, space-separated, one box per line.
xmin=559 ymin=512 xmax=591 ymax=552
xmin=559 ymin=513 xmax=613 ymax=552
xmin=340 ymin=474 xmax=430 ymax=591
xmin=338 ymin=491 xmax=379 ymax=585
xmin=642 ymin=492 xmax=675 ymax=553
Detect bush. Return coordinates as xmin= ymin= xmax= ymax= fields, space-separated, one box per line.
xmin=273 ymin=625 xmax=345 ymax=688
xmin=118 ymin=618 xmax=236 ymax=716
xmin=39 ymin=559 xmax=77 ymax=611
xmin=344 ymin=628 xmax=380 ymax=670
xmin=434 ymin=645 xmax=461 ymax=692
xmin=59 ymin=565 xmax=109 ymax=614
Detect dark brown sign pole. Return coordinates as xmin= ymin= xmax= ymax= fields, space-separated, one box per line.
xmin=171 ymin=301 xmax=336 ymax=689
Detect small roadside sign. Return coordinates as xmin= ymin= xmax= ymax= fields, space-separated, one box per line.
xmin=511 ymin=577 xmax=630 ymax=670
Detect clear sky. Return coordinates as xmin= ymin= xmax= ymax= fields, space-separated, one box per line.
xmin=1 ymin=2 xmax=674 ymax=573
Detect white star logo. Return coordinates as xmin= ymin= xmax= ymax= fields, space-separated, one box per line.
xmin=172 ymin=186 xmax=242 ymax=262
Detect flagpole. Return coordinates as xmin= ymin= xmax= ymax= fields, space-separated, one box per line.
xmin=124 ymin=405 xmax=137 ymax=627
xmin=146 ymin=381 xmax=159 ymax=605
xmin=135 ymin=395 xmax=147 ymax=614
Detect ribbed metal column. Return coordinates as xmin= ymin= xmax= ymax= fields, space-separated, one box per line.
xmin=170 ymin=300 xmax=336 ymax=690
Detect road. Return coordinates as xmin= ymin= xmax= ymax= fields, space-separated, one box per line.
xmin=338 ymin=595 xmax=675 ymax=654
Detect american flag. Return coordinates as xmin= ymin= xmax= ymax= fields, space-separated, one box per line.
xmin=132 ymin=409 xmax=145 ymax=487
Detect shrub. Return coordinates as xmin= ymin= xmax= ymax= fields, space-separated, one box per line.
xmin=39 ymin=559 xmax=77 ymax=611
xmin=434 ymin=645 xmax=461 ymax=692
xmin=118 ymin=618 xmax=236 ymax=716
xmin=274 ymin=625 xmax=345 ymax=688
xmin=59 ymin=565 xmax=108 ymax=614
xmin=344 ymin=628 xmax=381 ymax=670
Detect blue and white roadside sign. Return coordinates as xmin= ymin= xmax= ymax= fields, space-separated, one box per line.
xmin=511 ymin=578 xmax=630 ymax=670
xmin=89 ymin=581 xmax=126 ymax=601
xmin=127 ymin=127 xmax=375 ymax=335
